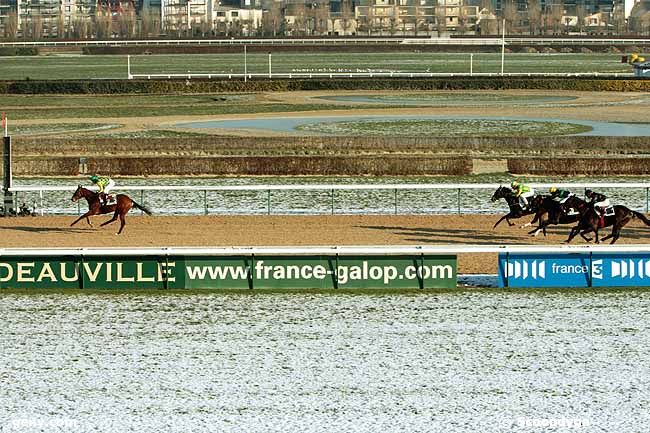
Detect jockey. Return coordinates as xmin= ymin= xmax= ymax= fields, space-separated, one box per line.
xmin=549 ymin=186 xmax=573 ymax=204
xmin=511 ymin=180 xmax=535 ymax=211
xmin=585 ymin=189 xmax=610 ymax=216
xmin=89 ymin=174 xmax=115 ymax=206
xmin=549 ymin=186 xmax=574 ymax=223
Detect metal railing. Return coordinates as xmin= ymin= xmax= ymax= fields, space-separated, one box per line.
xmin=128 ymin=71 xmax=633 ymax=80
xmin=1 ymin=37 xmax=649 ymax=48
xmin=8 ymin=182 xmax=650 ymax=216
xmin=4 ymin=244 xmax=650 ymax=256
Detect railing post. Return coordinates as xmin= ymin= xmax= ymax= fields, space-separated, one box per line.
xmin=267 ymin=190 xmax=271 ymax=215
xmin=646 ymin=187 xmax=648 ymax=213
xmin=394 ymin=189 xmax=398 ymax=214
xmin=39 ymin=190 xmax=44 ymax=216
xmin=457 ymin=188 xmax=461 ymax=215
xmin=141 ymin=190 xmax=145 ymax=215
xmin=331 ymin=189 xmax=335 ymax=215
xmin=204 ymin=190 xmax=208 ymax=215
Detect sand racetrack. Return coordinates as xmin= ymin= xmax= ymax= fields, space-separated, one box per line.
xmin=3 ymin=214 xmax=650 ymax=274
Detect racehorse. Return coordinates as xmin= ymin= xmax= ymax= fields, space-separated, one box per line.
xmin=566 ymin=199 xmax=650 ymax=244
xmin=523 ymin=195 xmax=583 ymax=237
xmin=70 ymin=186 xmax=152 ymax=234
xmin=491 ymin=186 xmax=539 ymax=229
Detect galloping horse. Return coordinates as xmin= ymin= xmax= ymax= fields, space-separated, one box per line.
xmin=491 ymin=186 xmax=539 ymax=229
xmin=70 ymin=186 xmax=152 ymax=234
xmin=566 ymin=199 xmax=650 ymax=244
xmin=523 ymin=195 xmax=583 ymax=237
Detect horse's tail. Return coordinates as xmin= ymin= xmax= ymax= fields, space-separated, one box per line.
xmin=132 ymin=201 xmax=153 ymax=216
xmin=632 ymin=211 xmax=650 ymax=226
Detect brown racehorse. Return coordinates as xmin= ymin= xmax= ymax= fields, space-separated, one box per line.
xmin=566 ymin=199 xmax=650 ymax=244
xmin=70 ymin=186 xmax=152 ymax=234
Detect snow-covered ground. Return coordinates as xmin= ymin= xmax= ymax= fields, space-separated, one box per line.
xmin=1 ymin=291 xmax=649 ymax=432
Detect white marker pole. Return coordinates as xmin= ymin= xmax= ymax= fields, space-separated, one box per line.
xmin=501 ymin=19 xmax=506 ymax=76
xmin=244 ymin=45 xmax=247 ymax=82
xmin=470 ymin=53 xmax=473 ymax=76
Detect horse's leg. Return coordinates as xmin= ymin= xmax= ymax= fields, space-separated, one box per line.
xmin=576 ymin=225 xmax=593 ymax=242
xmin=100 ymin=211 xmax=119 ymax=227
xmin=566 ymin=225 xmax=582 ymax=243
xmin=86 ymin=216 xmax=93 ymax=227
xmin=493 ymin=215 xmax=508 ymax=229
xmin=71 ymin=210 xmax=95 ymax=227
xmin=507 ymin=217 xmax=514 ymax=226
xmin=117 ymin=213 xmax=126 ymax=235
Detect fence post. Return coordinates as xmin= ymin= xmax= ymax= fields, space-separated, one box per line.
xmin=267 ymin=190 xmax=271 ymax=215
xmin=141 ymin=190 xmax=145 ymax=215
xmin=331 ymin=189 xmax=335 ymax=215
xmin=39 ymin=190 xmax=44 ymax=216
xmin=204 ymin=190 xmax=208 ymax=215
xmin=646 ymin=187 xmax=648 ymax=213
xmin=457 ymin=188 xmax=461 ymax=215
xmin=394 ymin=189 xmax=398 ymax=214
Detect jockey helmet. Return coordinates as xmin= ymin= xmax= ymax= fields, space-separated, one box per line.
xmin=585 ymin=189 xmax=594 ymax=197
xmin=89 ymin=175 xmax=99 ymax=182
xmin=511 ymin=181 xmax=519 ymax=188
xmin=549 ymin=186 xmax=558 ymax=193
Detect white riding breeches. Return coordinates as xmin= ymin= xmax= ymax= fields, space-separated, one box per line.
xmin=519 ymin=191 xmax=535 ymax=208
xmin=103 ymin=180 xmax=116 ymax=195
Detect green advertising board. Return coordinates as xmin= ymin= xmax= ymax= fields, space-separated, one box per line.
xmin=0 ymin=254 xmax=457 ymax=289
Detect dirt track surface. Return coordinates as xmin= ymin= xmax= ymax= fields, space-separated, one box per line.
xmin=3 ymin=214 xmax=650 ymax=274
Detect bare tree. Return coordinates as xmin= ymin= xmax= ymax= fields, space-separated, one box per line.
xmin=575 ymin=4 xmax=587 ymax=34
xmin=457 ymin=6 xmax=469 ymax=35
xmin=117 ymin=5 xmax=137 ymax=38
xmin=503 ymin=0 xmax=518 ymax=34
xmin=612 ymin=6 xmax=626 ymax=35
xmin=4 ymin=12 xmax=18 ymax=39
xmin=435 ymin=3 xmax=447 ymax=36
xmin=312 ymin=2 xmax=329 ymax=35
xmin=30 ymin=14 xmax=43 ymax=40
xmin=340 ymin=0 xmax=355 ymax=36
xmin=95 ymin=9 xmax=112 ymax=39
xmin=528 ymin=0 xmax=542 ymax=35
xmin=550 ymin=1 xmax=564 ymax=35
xmin=263 ymin=1 xmax=283 ymax=36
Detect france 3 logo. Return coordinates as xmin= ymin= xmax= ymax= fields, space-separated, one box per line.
xmin=498 ymin=254 xmax=650 ymax=288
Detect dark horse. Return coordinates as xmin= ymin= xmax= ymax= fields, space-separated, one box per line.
xmin=524 ymin=195 xmax=583 ymax=237
xmin=70 ymin=186 xmax=152 ymax=234
xmin=491 ymin=186 xmax=540 ymax=229
xmin=566 ymin=199 xmax=650 ymax=244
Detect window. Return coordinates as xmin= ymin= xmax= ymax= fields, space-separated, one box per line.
xmin=231 ymin=11 xmax=238 ymax=17
xmin=217 ymin=11 xmax=225 ymax=16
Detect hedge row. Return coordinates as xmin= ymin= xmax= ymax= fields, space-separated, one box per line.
xmin=0 ymin=47 xmax=39 ymax=56
xmin=1 ymin=77 xmax=649 ymax=94
xmin=14 ymin=135 xmax=650 ymax=157
xmin=82 ymin=44 xmax=649 ymax=56
xmin=3 ymin=155 xmax=472 ymax=176
xmin=508 ymin=157 xmax=650 ymax=175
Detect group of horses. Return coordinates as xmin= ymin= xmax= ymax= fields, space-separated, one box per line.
xmin=491 ymin=185 xmax=650 ymax=244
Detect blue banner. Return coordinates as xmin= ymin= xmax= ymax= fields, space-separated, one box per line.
xmin=499 ymin=252 xmax=650 ymax=288
xmin=498 ymin=253 xmax=591 ymax=288
xmin=591 ymin=254 xmax=650 ymax=287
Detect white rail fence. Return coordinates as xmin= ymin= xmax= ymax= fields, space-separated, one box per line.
xmin=5 ymin=244 xmax=650 ymax=257
xmin=1 ymin=38 xmax=649 ymax=48
xmin=8 ymin=182 xmax=650 ymax=216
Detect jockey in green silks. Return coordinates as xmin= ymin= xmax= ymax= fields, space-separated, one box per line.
xmin=89 ymin=174 xmax=115 ymax=206
xmin=511 ymin=180 xmax=535 ymax=211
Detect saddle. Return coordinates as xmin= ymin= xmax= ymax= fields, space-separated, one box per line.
xmin=98 ymin=193 xmax=116 ymax=206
